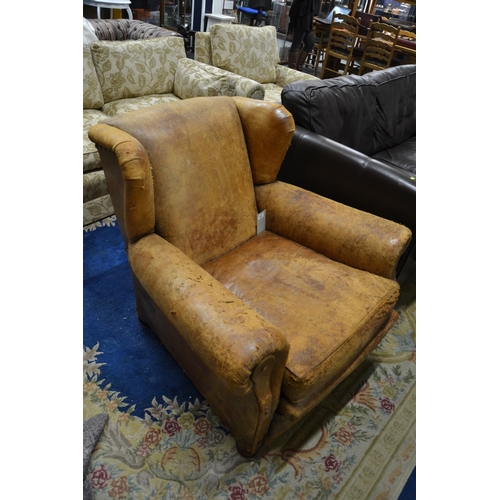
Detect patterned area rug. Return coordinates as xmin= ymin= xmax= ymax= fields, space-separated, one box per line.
xmin=84 ymin=216 xmax=416 ymax=500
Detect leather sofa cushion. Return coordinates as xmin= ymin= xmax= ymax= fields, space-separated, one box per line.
xmin=373 ymin=136 xmax=416 ymax=174
xmin=203 ymin=231 xmax=399 ymax=407
xmin=281 ymin=65 xmax=416 ymax=157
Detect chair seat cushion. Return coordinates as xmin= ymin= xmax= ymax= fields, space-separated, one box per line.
xmin=101 ymin=93 xmax=181 ymax=116
xmin=203 ymin=231 xmax=399 ymax=408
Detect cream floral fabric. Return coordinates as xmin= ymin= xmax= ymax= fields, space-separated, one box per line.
xmin=210 ymin=25 xmax=279 ymax=84
xmin=174 ymin=58 xmax=236 ymax=99
xmin=91 ymin=37 xmax=186 ymax=103
xmin=83 ymin=34 xmax=272 ymax=226
xmin=84 ymin=170 xmax=108 ymax=203
xmin=84 ymin=44 xmax=104 ymax=109
xmin=83 ymin=109 xmax=108 ymax=173
xmin=194 ymin=32 xmax=212 ymax=65
xmin=83 ymin=195 xmax=114 ymax=227
xmin=275 ymin=65 xmax=319 ymax=87
xmin=102 ymin=94 xmax=181 ymax=116
xmin=261 ymin=84 xmax=284 ymax=104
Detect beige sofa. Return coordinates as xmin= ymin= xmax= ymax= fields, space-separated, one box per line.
xmin=194 ymin=24 xmax=319 ymax=103
xmin=83 ymin=33 xmax=265 ymax=226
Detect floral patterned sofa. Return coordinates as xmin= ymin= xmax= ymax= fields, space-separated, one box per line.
xmin=194 ymin=24 xmax=319 ymax=103
xmin=83 ymin=24 xmax=265 ymax=226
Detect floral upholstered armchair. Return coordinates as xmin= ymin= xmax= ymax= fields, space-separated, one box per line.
xmin=195 ymin=24 xmax=319 ymax=102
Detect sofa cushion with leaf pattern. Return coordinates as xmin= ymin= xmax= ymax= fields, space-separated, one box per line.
xmin=90 ymin=37 xmax=186 ymax=104
xmin=210 ymin=24 xmax=279 ymax=85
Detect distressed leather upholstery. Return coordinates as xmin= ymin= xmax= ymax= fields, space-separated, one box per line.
xmin=88 ymin=96 xmax=412 ymax=456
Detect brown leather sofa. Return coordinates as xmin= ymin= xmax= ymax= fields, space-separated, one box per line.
xmin=88 ymin=96 xmax=411 ymax=456
xmin=278 ymin=65 xmax=416 ymax=283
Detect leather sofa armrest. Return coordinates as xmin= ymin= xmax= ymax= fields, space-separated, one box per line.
xmin=255 ymin=181 xmax=412 ymax=280
xmin=128 ymin=233 xmax=290 ymax=455
xmin=277 ymin=126 xmax=416 ymax=236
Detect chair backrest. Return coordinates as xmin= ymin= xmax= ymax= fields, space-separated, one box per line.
xmin=89 ymin=97 xmax=295 ymax=263
xmin=208 ymin=24 xmax=280 ymax=84
xmin=326 ymin=14 xmax=359 ymax=56
xmin=355 ymin=11 xmax=380 ymax=36
xmin=360 ymin=22 xmax=400 ymax=72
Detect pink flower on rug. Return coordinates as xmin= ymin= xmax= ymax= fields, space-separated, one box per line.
xmin=162 ymin=419 xmax=181 ymax=436
xmin=108 ymin=476 xmax=129 ymax=499
xmin=333 ymin=473 xmax=343 ymax=485
xmin=379 ymin=397 xmax=395 ymax=413
xmin=228 ymin=482 xmax=248 ymax=500
xmin=334 ymin=427 xmax=353 ymax=446
xmin=248 ymin=474 xmax=269 ymax=496
xmin=194 ymin=417 xmax=211 ymax=436
xmin=323 ymin=454 xmax=340 ymax=472
xmin=137 ymin=444 xmax=151 ymax=457
xmin=90 ymin=465 xmax=110 ymax=489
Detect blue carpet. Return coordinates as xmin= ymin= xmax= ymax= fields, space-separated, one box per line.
xmin=399 ymin=467 xmax=416 ymax=499
xmin=83 ymin=219 xmax=203 ymax=416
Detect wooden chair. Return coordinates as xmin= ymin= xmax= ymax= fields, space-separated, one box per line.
xmin=393 ymin=29 xmax=416 ymax=65
xmin=320 ymin=14 xmax=360 ymax=79
xmin=354 ymin=11 xmax=380 ymax=37
xmin=358 ymin=22 xmax=400 ymax=75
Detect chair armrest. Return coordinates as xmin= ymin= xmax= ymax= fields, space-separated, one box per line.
xmin=255 ymin=181 xmax=412 ymax=280
xmin=174 ymin=59 xmax=265 ymax=100
xmin=128 ymin=233 xmax=290 ymax=455
xmin=275 ymin=65 xmax=320 ymax=87
xmin=278 ymin=126 xmax=416 ymax=236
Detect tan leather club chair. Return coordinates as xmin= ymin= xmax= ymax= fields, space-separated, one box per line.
xmin=88 ymin=96 xmax=412 ymax=456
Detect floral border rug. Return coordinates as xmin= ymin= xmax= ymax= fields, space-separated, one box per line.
xmin=84 ymin=217 xmax=416 ymax=500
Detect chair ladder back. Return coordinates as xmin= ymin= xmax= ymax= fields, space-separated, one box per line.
xmin=359 ymin=22 xmax=400 ymax=74
xmin=320 ymin=14 xmax=360 ymax=79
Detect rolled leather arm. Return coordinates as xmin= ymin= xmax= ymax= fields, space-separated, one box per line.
xmin=255 ymin=181 xmax=412 ymax=280
xmin=128 ymin=233 xmax=290 ymax=455
xmin=278 ymin=126 xmax=416 ymax=236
